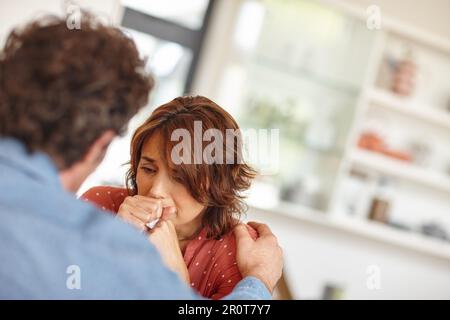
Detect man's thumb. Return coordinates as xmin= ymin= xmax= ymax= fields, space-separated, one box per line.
xmin=234 ymin=223 xmax=252 ymax=243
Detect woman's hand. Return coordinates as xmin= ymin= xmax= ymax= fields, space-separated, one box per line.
xmin=116 ymin=195 xmax=164 ymax=232
xmin=148 ymin=219 xmax=190 ymax=284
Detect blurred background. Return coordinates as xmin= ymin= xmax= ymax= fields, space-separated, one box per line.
xmin=1 ymin=0 xmax=449 ymax=299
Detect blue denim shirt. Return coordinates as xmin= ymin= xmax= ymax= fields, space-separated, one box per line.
xmin=0 ymin=138 xmax=270 ymax=299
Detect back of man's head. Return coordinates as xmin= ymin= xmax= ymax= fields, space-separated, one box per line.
xmin=0 ymin=13 xmax=153 ymax=169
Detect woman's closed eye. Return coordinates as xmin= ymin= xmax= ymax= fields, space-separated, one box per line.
xmin=140 ymin=166 xmax=156 ymax=174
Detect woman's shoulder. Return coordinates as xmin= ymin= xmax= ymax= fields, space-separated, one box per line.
xmin=202 ymin=224 xmax=257 ymax=280
xmin=224 ymin=223 xmax=257 ymax=241
xmin=81 ymin=185 xmax=128 ymax=199
xmin=80 ymin=186 xmax=128 ymax=212
xmin=214 ymin=223 xmax=258 ymax=249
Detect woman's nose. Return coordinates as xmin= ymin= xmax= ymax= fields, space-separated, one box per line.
xmin=148 ymin=177 xmax=168 ymax=199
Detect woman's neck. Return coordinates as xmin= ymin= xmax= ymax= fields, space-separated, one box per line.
xmin=176 ymin=222 xmax=202 ymax=241
xmin=175 ymin=216 xmax=203 ymax=253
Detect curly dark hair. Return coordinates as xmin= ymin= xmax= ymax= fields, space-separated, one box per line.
xmin=0 ymin=13 xmax=153 ymax=169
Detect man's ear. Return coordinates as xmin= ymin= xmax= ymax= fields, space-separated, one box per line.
xmin=84 ymin=130 xmax=116 ymax=166
xmin=59 ymin=130 xmax=116 ymax=193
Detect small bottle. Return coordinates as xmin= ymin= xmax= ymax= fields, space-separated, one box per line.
xmin=391 ymin=48 xmax=417 ymax=96
xmin=368 ymin=177 xmax=392 ymax=223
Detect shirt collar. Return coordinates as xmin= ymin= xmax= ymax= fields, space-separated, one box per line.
xmin=0 ymin=137 xmax=62 ymax=188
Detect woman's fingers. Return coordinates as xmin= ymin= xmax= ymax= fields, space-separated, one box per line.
xmin=119 ymin=211 xmax=148 ymax=232
xmin=165 ymin=219 xmax=176 ymax=232
xmin=149 ymin=219 xmax=174 ymax=235
xmin=117 ymin=200 xmax=154 ymax=232
xmin=127 ymin=204 xmax=153 ymax=223
xmin=152 ymin=219 xmax=168 ymax=231
xmin=131 ymin=196 xmax=162 ymax=219
xmin=119 ymin=199 xmax=149 ymax=221
xmin=161 ymin=206 xmax=177 ymax=220
xmin=122 ymin=196 xmax=161 ymax=222
xmin=117 ymin=196 xmax=176 ymax=234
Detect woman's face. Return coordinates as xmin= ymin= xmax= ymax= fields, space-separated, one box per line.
xmin=135 ymin=133 xmax=205 ymax=231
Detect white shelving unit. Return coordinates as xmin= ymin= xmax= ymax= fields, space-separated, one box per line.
xmin=368 ymin=88 xmax=450 ymax=130
xmin=249 ymin=202 xmax=450 ymax=261
xmin=349 ymin=149 xmax=450 ymax=194
xmin=229 ymin=0 xmax=450 ymax=263
xmin=201 ymin=0 xmax=450 ymax=297
xmin=322 ymin=3 xmax=450 ymax=259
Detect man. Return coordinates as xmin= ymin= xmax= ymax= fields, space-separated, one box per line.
xmin=0 ymin=14 xmax=283 ymax=299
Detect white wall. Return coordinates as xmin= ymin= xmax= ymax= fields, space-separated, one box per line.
xmin=331 ymin=0 xmax=450 ymax=41
xmin=0 ymin=0 xmax=122 ymax=45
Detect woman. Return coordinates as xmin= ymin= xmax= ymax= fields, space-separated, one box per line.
xmin=81 ymin=96 xmax=257 ymax=299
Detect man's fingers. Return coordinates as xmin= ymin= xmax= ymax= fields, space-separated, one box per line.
xmin=234 ymin=223 xmax=253 ymax=243
xmin=247 ymin=221 xmax=273 ymax=238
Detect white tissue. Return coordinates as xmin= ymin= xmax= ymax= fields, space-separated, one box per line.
xmin=146 ymin=218 xmax=159 ymax=229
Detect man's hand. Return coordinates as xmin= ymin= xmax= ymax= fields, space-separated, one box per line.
xmin=234 ymin=221 xmax=283 ymax=293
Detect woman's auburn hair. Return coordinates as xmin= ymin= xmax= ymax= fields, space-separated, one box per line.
xmin=126 ymin=96 xmax=257 ymax=239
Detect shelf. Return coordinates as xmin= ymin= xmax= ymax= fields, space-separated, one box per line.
xmin=368 ymin=88 xmax=450 ymax=130
xmin=251 ymin=56 xmax=360 ymax=95
xmin=349 ymin=149 xmax=450 ymax=194
xmin=249 ymin=201 xmax=450 ymax=262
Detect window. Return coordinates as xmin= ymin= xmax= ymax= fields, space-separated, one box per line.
xmin=122 ymin=0 xmax=210 ymax=30
xmin=78 ymin=0 xmax=215 ymax=194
